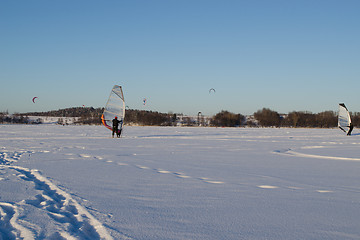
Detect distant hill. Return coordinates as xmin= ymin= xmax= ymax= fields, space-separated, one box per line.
xmin=19 ymin=107 xmax=104 ymax=118
xmin=15 ymin=107 xmax=179 ymax=126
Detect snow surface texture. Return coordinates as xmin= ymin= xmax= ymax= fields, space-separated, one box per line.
xmin=1 ymin=125 xmax=360 ymax=240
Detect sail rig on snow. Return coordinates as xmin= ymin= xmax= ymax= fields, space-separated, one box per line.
xmin=101 ymin=85 xmax=125 ymax=133
xmin=338 ymin=103 xmax=353 ymax=135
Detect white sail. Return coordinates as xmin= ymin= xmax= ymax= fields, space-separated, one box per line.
xmin=101 ymin=85 xmax=125 ymax=133
xmin=338 ymin=103 xmax=352 ymax=134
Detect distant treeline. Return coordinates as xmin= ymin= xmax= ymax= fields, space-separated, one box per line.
xmin=20 ymin=107 xmax=101 ymax=118
xmin=211 ymin=111 xmax=245 ymax=127
xmin=2 ymin=107 xmax=360 ymax=128
xmin=14 ymin=107 xmax=104 ymax=125
xmin=125 ymin=109 xmax=177 ymax=126
xmin=9 ymin=107 xmax=176 ymax=126
xmin=0 ymin=112 xmax=35 ymax=124
xmin=252 ymin=108 xmax=360 ymax=128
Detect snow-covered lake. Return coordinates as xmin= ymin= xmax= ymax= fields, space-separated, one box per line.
xmin=1 ymin=125 xmax=360 ymax=240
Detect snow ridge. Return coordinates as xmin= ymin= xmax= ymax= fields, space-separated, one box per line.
xmin=274 ymin=148 xmax=360 ymax=161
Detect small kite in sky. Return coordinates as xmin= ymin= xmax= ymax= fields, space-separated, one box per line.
xmin=32 ymin=97 xmax=38 ymax=103
xmin=209 ymin=88 xmax=216 ymax=93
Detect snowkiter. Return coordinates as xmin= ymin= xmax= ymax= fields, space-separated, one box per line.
xmin=112 ymin=117 xmax=120 ymax=138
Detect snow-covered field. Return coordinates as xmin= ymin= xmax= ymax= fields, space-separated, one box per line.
xmin=1 ymin=125 xmax=360 ymax=240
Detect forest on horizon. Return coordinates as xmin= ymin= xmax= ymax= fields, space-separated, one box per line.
xmin=1 ymin=107 xmax=360 ymax=128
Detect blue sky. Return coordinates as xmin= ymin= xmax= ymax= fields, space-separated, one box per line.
xmin=1 ymin=0 xmax=359 ymax=116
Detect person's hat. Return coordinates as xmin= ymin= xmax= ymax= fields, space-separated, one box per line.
xmin=115 ymin=116 xmax=117 ymax=119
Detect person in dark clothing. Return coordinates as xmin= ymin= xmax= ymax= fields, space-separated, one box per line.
xmin=347 ymin=123 xmax=354 ymax=136
xmin=112 ymin=117 xmax=120 ymax=138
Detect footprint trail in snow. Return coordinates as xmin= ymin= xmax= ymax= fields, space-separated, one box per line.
xmin=0 ymin=150 xmax=114 ymax=240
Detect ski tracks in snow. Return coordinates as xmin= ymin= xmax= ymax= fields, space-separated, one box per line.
xmin=83 ymin=151 xmax=341 ymax=193
xmin=72 ymin=150 xmax=226 ymax=185
xmin=96 ymin=155 xmax=336 ymax=193
xmin=0 ymin=150 xmax=114 ymax=240
xmin=135 ymin=165 xmax=226 ymax=184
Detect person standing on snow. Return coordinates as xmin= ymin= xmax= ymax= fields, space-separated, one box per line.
xmin=112 ymin=116 xmax=121 ymax=138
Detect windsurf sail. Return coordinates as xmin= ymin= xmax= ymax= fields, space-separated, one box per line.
xmin=338 ymin=103 xmax=353 ymax=135
xmin=101 ymin=85 xmax=125 ymax=133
